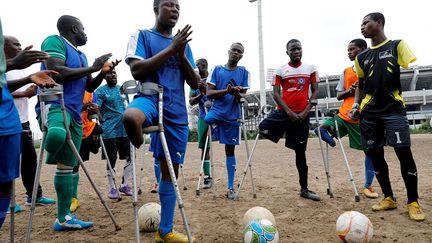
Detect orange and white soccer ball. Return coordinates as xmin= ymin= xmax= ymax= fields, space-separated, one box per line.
xmin=336 ymin=211 xmax=373 ymax=243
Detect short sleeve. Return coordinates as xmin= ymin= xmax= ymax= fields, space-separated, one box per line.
xmin=242 ymin=68 xmax=250 ymax=89
xmin=272 ymin=68 xmax=282 ymax=86
xmin=206 ymin=67 xmax=216 ymax=86
xmin=185 ymin=44 xmax=196 ymax=69
xmin=125 ymin=30 xmax=146 ymax=65
xmin=94 ymin=87 xmax=103 ymax=107
xmin=310 ymin=65 xmax=320 ymax=83
xmin=354 ymin=56 xmax=364 ymax=79
xmin=41 ymin=35 xmax=66 ymax=60
xmin=397 ymin=40 xmax=417 ymax=69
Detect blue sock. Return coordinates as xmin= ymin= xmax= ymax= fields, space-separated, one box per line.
xmin=158 ymin=180 xmax=176 ymax=236
xmin=317 ymin=127 xmax=336 ymax=147
xmin=154 ymin=159 xmax=161 ymax=183
xmin=226 ymin=156 xmax=236 ymax=190
xmin=0 ymin=196 xmax=11 ymax=229
xmin=364 ymin=154 xmax=375 ymax=188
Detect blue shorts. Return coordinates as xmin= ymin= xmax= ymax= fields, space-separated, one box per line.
xmin=0 ymin=133 xmax=21 ymax=183
xmin=204 ymin=111 xmax=240 ymax=145
xmin=128 ymin=96 xmax=188 ymax=164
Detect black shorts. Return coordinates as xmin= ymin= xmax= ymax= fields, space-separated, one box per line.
xmin=258 ymin=109 xmax=309 ymax=151
xmin=102 ymin=137 xmax=131 ymax=161
xmin=79 ymin=130 xmax=101 ymax=162
xmin=360 ymin=111 xmax=411 ymax=149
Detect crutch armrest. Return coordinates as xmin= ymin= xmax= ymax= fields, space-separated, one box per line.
xmin=142 ymin=125 xmax=161 ymax=134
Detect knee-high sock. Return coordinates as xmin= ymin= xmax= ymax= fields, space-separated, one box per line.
xmin=107 ymin=169 xmax=116 ymax=190
xmin=54 ymin=169 xmax=73 ymax=223
xmin=394 ymin=147 xmax=419 ymax=204
xmin=295 ymin=150 xmax=308 ymax=190
xmin=121 ymin=159 xmax=133 ymax=186
xmin=226 ymin=156 xmax=236 ymax=190
xmin=158 ymin=180 xmax=176 ymax=236
xmin=367 ymin=147 xmax=394 ymax=199
xmin=204 ymin=160 xmax=210 ymax=177
xmin=154 ymin=159 xmax=161 ymax=183
xmin=71 ymin=172 xmax=79 ymax=199
xmin=0 ymin=197 xmax=11 ymax=229
xmin=364 ymin=154 xmax=375 ymax=188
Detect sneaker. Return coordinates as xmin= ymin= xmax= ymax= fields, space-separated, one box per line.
xmin=7 ymin=203 xmax=23 ymax=214
xmin=372 ymin=196 xmax=398 ymax=211
xmin=108 ymin=188 xmax=120 ymax=199
xmin=300 ymin=189 xmax=321 ymax=201
xmin=26 ymin=196 xmax=56 ymax=206
xmin=155 ymin=230 xmax=196 ymax=243
xmin=314 ymin=127 xmax=336 ymax=147
xmin=406 ymin=202 xmax=426 ymax=221
xmin=119 ymin=184 xmax=133 ymax=196
xmin=226 ymin=189 xmax=236 ymax=200
xmin=150 ymin=183 xmax=159 ymax=193
xmin=203 ymin=177 xmax=213 ymax=189
xmin=363 ymin=187 xmax=379 ymax=198
xmin=70 ymin=197 xmax=80 ymax=213
xmin=53 ymin=214 xmax=93 ymax=231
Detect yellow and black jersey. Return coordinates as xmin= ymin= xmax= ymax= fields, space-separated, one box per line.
xmin=355 ymin=39 xmax=416 ymax=116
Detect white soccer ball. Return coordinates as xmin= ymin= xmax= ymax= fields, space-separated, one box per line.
xmin=242 ymin=206 xmax=276 ymax=228
xmin=243 ymin=219 xmax=279 ymax=243
xmin=138 ymin=202 xmax=161 ymax=232
xmin=336 ymin=211 xmax=373 ymax=243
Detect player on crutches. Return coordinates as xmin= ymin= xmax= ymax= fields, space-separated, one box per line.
xmin=122 ymin=1 xmax=199 ymax=240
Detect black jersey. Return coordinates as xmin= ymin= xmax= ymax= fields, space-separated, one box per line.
xmin=355 ymin=39 xmax=416 ymax=116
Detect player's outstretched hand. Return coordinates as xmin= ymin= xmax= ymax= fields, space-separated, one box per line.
xmin=101 ymin=59 xmax=122 ymax=74
xmin=9 ymin=45 xmax=50 ymax=70
xmin=29 ymin=70 xmax=58 ymax=89
xmin=92 ymin=53 xmax=113 ymax=72
xmin=171 ymin=24 xmax=192 ymax=56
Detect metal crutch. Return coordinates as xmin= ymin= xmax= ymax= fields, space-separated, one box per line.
xmin=89 ymin=114 xmax=122 ymax=202
xmin=137 ymin=133 xmax=146 ymax=195
xmin=314 ymin=104 xmax=334 ymax=198
xmin=333 ymin=116 xmax=360 ymax=202
xmin=234 ymin=97 xmax=257 ymax=199
xmin=9 ymin=179 xmax=16 ymax=243
xmin=140 ymin=82 xmax=193 ymax=242
xmin=234 ymin=104 xmax=272 ymax=200
xmin=180 ymin=165 xmax=187 ymax=190
xmin=195 ymin=127 xmax=210 ymax=196
xmin=26 ymin=86 xmax=121 ymax=243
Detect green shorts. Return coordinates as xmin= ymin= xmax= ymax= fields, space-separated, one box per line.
xmin=323 ymin=115 xmax=362 ymax=150
xmin=197 ymin=118 xmax=211 ymax=149
xmin=39 ymin=106 xmax=83 ymax=167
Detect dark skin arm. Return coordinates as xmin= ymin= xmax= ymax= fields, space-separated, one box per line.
xmin=337 ymin=81 xmax=358 ymax=100
xmin=85 ymin=59 xmax=121 ymax=92
xmin=11 ymin=84 xmax=37 ymax=98
xmin=7 ymin=70 xmax=58 ymax=93
xmin=349 ymin=79 xmax=365 ymax=120
xmin=189 ymin=81 xmax=206 ymax=106
xmin=6 ymin=45 xmax=50 ymax=71
xmin=298 ymin=82 xmax=319 ymax=121
xmin=129 ymin=25 xmax=199 ymax=90
xmin=206 ymin=83 xmax=243 ymax=99
xmin=273 ymin=85 xmax=302 ymax=124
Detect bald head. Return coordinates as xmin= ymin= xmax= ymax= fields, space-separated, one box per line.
xmin=3 ymin=35 xmax=21 ymax=59
xmin=56 ymin=15 xmax=87 ymax=47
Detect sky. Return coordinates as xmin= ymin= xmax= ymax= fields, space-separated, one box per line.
xmin=1 ymin=0 xmax=432 ymax=137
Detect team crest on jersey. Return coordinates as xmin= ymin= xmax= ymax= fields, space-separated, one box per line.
xmin=298 ymin=78 xmax=305 ymax=85
xmin=379 ymin=50 xmax=393 ymax=59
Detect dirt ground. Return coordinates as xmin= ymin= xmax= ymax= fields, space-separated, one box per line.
xmin=1 ymin=134 xmax=431 ymax=242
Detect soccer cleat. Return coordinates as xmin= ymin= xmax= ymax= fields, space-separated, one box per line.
xmin=70 ymin=197 xmax=80 ymax=213
xmin=119 ymin=184 xmax=133 ymax=196
xmin=7 ymin=203 xmax=23 ymax=214
xmin=150 ymin=183 xmax=159 ymax=193
xmin=300 ymin=189 xmax=321 ymax=201
xmin=108 ymin=188 xmax=120 ymax=200
xmin=26 ymin=196 xmax=56 ymax=206
xmin=155 ymin=230 xmax=196 ymax=243
xmin=203 ymin=177 xmax=213 ymax=189
xmin=314 ymin=127 xmax=336 ymax=147
xmin=363 ymin=187 xmax=379 ymax=198
xmin=407 ymin=202 xmax=426 ymax=221
xmin=53 ymin=214 xmax=93 ymax=231
xmin=226 ymin=189 xmax=236 ymax=200
xmin=372 ymin=196 xmax=398 ymax=211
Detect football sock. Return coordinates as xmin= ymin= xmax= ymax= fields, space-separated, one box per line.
xmin=158 ymin=180 xmax=176 ymax=236
xmin=122 ymin=159 xmax=133 ymax=186
xmin=71 ymin=172 xmax=79 ymax=198
xmin=54 ymin=169 xmax=73 ymax=223
xmin=226 ymin=156 xmax=236 ymax=190
xmin=318 ymin=127 xmax=336 ymax=147
xmin=204 ymin=160 xmax=210 ymax=177
xmin=0 ymin=196 xmax=11 ymax=229
xmin=364 ymin=154 xmax=375 ymax=188
xmin=154 ymin=159 xmax=161 ymax=183
xmin=107 ymin=170 xmax=116 ymax=189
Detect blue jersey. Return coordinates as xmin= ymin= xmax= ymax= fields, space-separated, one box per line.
xmin=95 ymin=84 xmax=127 ymax=139
xmin=125 ymin=29 xmax=196 ymax=125
xmin=207 ymin=65 xmax=250 ymax=120
xmin=0 ymin=83 xmax=22 ymax=136
xmin=36 ymin=35 xmax=88 ymax=124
